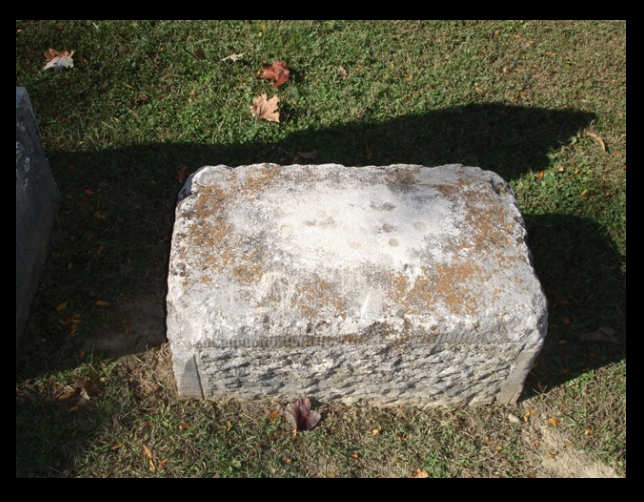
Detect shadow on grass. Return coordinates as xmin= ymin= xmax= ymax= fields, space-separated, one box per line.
xmin=16 ymin=103 xmax=625 ymax=475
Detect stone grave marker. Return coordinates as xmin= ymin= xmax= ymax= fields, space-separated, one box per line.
xmin=167 ymin=164 xmax=547 ymax=407
xmin=16 ymin=87 xmax=60 ymax=349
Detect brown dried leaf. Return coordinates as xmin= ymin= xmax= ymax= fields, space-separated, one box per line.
xmin=260 ymin=61 xmax=290 ymax=87
xmin=176 ymin=166 xmax=190 ymax=184
xmin=297 ymin=149 xmax=318 ymax=160
xmin=95 ymin=300 xmax=110 ymax=306
xmin=110 ymin=442 xmax=124 ymax=450
xmin=581 ymin=326 xmax=618 ymax=343
xmin=547 ymin=417 xmax=561 ymax=427
xmin=284 ymin=397 xmax=321 ymax=431
xmin=143 ymin=444 xmax=153 ymax=459
xmin=57 ymin=385 xmax=77 ymax=401
xmin=338 ymin=66 xmax=348 ymax=79
xmin=56 ymin=301 xmax=69 ymax=311
xmin=586 ymin=131 xmax=607 ymax=152
xmin=43 ymin=48 xmax=74 ymax=71
xmin=267 ymin=410 xmax=280 ymax=421
xmin=412 ymin=469 xmax=430 ymax=478
xmin=250 ymin=94 xmax=280 ymax=123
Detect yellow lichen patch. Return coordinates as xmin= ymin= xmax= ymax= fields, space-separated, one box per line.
xmin=387 ymin=262 xmax=485 ymax=317
xmin=239 ymin=164 xmax=281 ymax=196
xmin=293 ymin=279 xmax=347 ymax=321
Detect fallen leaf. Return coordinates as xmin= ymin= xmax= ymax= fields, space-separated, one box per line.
xmin=556 ymin=165 xmax=565 ymax=172
xmin=537 ymin=170 xmax=545 ymax=180
xmin=350 ymin=452 xmax=359 ymax=459
xmin=226 ymin=421 xmax=232 ymax=433
xmin=194 ymin=49 xmax=205 ymax=60
xmin=338 ymin=66 xmax=348 ymax=79
xmin=43 ymin=48 xmax=74 ymax=71
xmin=327 ymin=471 xmax=336 ymax=478
xmin=547 ymin=451 xmax=558 ymax=458
xmin=395 ymin=433 xmax=408 ymax=442
xmin=177 ymin=166 xmax=190 ymax=184
xmin=143 ymin=444 xmax=153 ymax=459
xmin=157 ymin=458 xmax=168 ymax=470
xmin=412 ymin=469 xmax=430 ymax=479
xmin=56 ymin=385 xmax=77 ymax=400
xmin=297 ymin=149 xmax=318 ymax=160
xmin=220 ymin=52 xmax=244 ymax=62
xmin=547 ymin=418 xmax=561 ymax=427
xmin=260 ymin=61 xmax=290 ymax=87
xmin=581 ymin=326 xmax=618 ymax=343
xmin=284 ymin=397 xmax=321 ymax=431
xmin=56 ymin=301 xmax=69 ymax=311
xmin=586 ymin=131 xmax=607 ymax=152
xmin=495 ymin=445 xmax=503 ymax=452
xmin=372 ymin=426 xmax=382 ymax=436
xmin=584 ymin=426 xmax=592 ymax=436
xmin=179 ymin=422 xmax=191 ymax=430
xmin=148 ymin=458 xmax=156 ymax=473
xmin=267 ymin=410 xmax=280 ymax=421
xmin=95 ymin=300 xmax=110 ymax=306
xmin=111 ymin=442 xmax=124 ymax=450
xmin=250 ymin=94 xmax=280 ymax=122
xmin=484 ymin=436 xmax=490 ymax=444
xmin=284 ymin=458 xmax=292 ymax=464
xmin=524 ymin=409 xmax=537 ymax=422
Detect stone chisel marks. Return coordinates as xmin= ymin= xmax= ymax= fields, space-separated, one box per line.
xmin=167 ymin=164 xmax=547 ymax=407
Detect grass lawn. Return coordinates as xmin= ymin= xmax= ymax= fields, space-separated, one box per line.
xmin=16 ymin=20 xmax=626 ymax=478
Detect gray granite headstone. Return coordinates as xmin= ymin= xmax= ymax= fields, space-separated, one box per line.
xmin=167 ymin=164 xmax=547 ymax=407
xmin=16 ymin=87 xmax=60 ymax=349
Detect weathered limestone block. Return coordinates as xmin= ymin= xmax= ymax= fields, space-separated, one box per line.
xmin=16 ymin=87 xmax=60 ymax=349
xmin=167 ymin=164 xmax=547 ymax=407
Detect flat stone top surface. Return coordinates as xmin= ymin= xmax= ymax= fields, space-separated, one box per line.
xmin=169 ymin=164 xmax=545 ymax=350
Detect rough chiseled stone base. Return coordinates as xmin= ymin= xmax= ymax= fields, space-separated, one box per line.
xmin=167 ymin=164 xmax=547 ymax=407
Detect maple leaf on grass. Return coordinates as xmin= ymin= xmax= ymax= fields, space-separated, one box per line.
xmin=43 ymin=48 xmax=74 ymax=71
xmin=260 ymin=61 xmax=290 ymax=87
xmin=284 ymin=397 xmax=321 ymax=431
xmin=250 ymin=94 xmax=280 ymax=123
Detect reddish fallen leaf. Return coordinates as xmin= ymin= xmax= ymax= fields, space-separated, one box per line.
xmin=260 ymin=61 xmax=290 ymax=87
xmin=194 ymin=49 xmax=205 ymax=60
xmin=111 ymin=442 xmax=124 ymax=450
xmin=250 ymin=94 xmax=280 ymax=123
xmin=179 ymin=422 xmax=191 ymax=430
xmin=350 ymin=452 xmax=359 ymax=459
xmin=537 ymin=170 xmax=545 ymax=180
xmin=43 ymin=48 xmax=74 ymax=71
xmin=284 ymin=397 xmax=321 ymax=431
xmin=547 ymin=417 xmax=561 ymax=427
xmin=267 ymin=410 xmax=280 ymax=421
